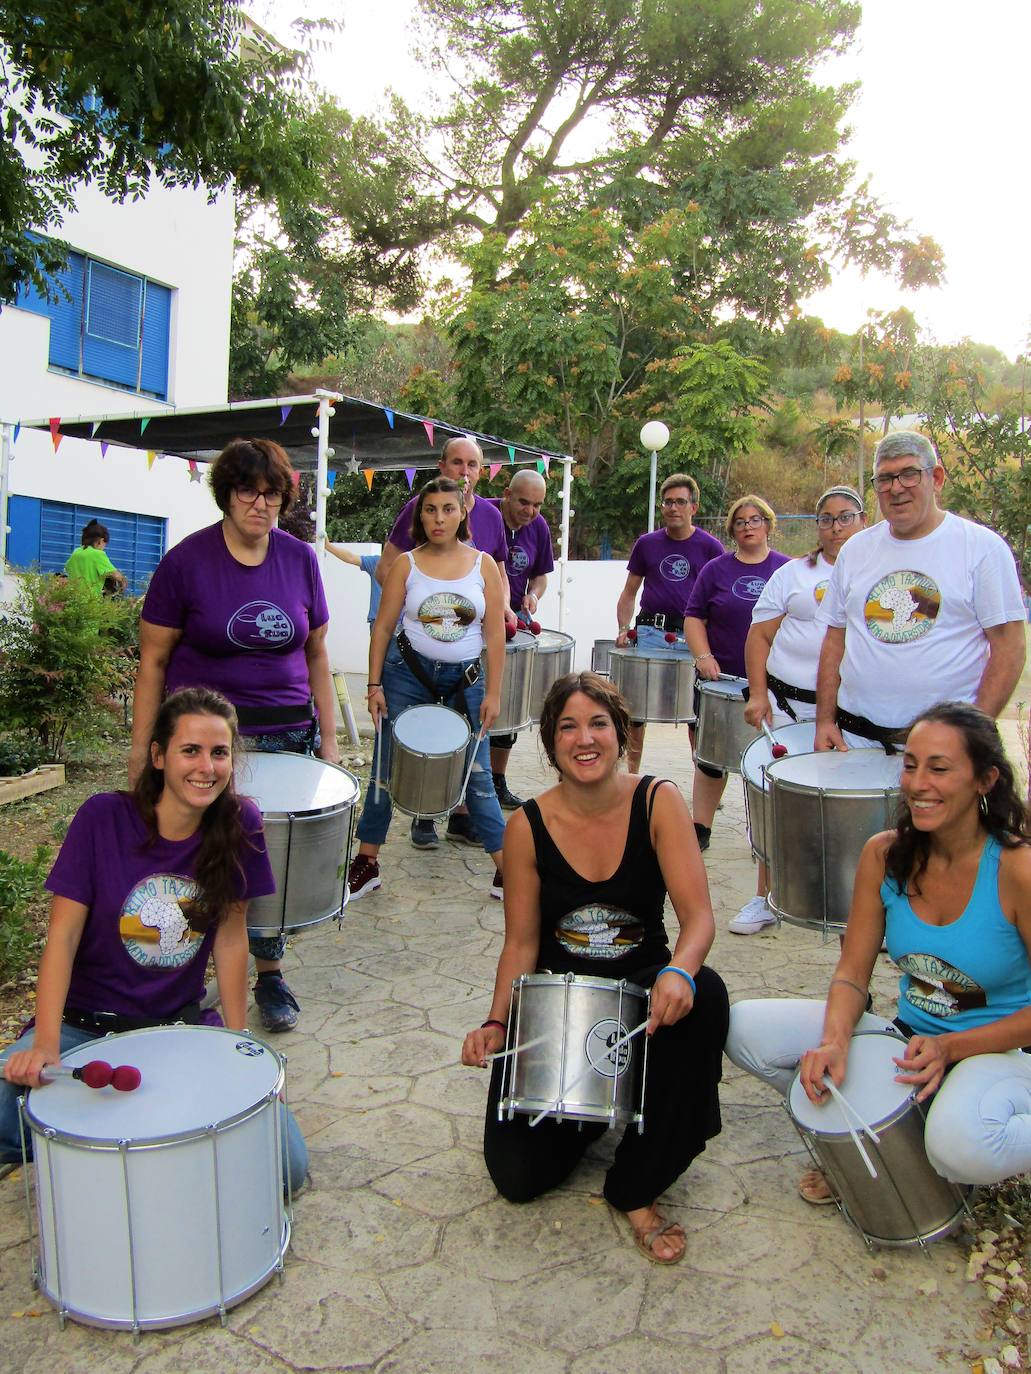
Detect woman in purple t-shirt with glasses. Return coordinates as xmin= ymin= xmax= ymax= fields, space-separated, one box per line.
xmin=130 ymin=438 xmax=339 ymax=1034
xmin=684 ymin=494 xmax=789 ymax=853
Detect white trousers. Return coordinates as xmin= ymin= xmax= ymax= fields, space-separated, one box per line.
xmin=726 ymin=998 xmax=1031 ymax=1185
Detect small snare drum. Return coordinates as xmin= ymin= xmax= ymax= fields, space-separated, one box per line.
xmin=739 ymin=721 xmax=818 ymax=863
xmin=787 ymin=1031 xmax=969 ymax=1248
xmin=498 ymin=972 xmax=649 ymax=1130
xmin=694 ymin=676 xmax=758 ymax=774
xmin=389 ymin=703 xmax=471 ymax=818
xmin=528 ymin=630 xmax=575 ymax=722
xmin=609 ymin=648 xmax=696 ymax=724
xmin=23 ymin=1025 xmax=288 ymax=1331
xmin=487 ymin=631 xmax=537 ymax=736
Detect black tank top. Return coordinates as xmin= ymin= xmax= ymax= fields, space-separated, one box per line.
xmin=525 ymin=775 xmax=672 ymax=980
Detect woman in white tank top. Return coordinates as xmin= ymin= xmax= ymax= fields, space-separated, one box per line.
xmin=347 ymin=478 xmax=508 ymax=900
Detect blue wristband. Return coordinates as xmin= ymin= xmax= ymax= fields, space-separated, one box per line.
xmin=657 ymin=965 xmax=696 ymax=995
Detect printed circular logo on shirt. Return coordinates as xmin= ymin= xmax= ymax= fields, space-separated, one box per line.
xmin=554 ymin=904 xmax=645 ymax=959
xmin=864 ymin=571 xmax=940 ymax=642
xmin=814 ymin=579 xmax=829 ymax=604
xmin=659 ymin=554 xmax=693 ymax=582
xmin=731 ymin=574 xmax=768 ymax=601
xmin=417 ymin=591 xmax=476 ymax=642
xmin=119 ymin=874 xmax=205 ymax=969
xmin=897 ymin=952 xmax=986 ymax=1019
xmin=509 ymin=546 xmax=530 ymax=574
xmin=227 ymin=600 xmax=296 ymax=649
xmin=584 ymin=1018 xmax=633 ymax=1078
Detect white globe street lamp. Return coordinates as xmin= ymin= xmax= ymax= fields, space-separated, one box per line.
xmin=640 ymin=421 xmax=670 ymax=532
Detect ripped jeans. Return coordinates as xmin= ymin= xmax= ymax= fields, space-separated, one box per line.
xmin=355 ymin=638 xmax=506 ymax=855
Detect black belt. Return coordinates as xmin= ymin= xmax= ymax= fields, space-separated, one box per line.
xmin=636 ymin=612 xmax=684 ymax=633
xmin=765 ymin=672 xmax=817 ymax=723
xmin=62 ymin=1002 xmax=203 ymax=1035
xmin=395 ymin=630 xmax=481 ymax=712
xmin=235 ymin=699 xmax=314 ymax=729
xmin=835 ymin=707 xmax=909 ymax=754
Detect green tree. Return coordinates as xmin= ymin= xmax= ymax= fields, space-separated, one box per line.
xmin=0 ymin=0 xmax=329 ymax=301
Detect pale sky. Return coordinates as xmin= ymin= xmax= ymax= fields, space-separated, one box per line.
xmin=275 ymin=0 xmax=1031 ymax=360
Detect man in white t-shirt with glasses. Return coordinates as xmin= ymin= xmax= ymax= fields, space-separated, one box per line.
xmin=815 ymin=431 xmax=1025 ymax=751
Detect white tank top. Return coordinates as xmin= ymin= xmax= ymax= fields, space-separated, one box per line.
xmin=401 ymin=550 xmax=486 ymax=663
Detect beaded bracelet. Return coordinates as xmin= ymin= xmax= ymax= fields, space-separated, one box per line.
xmin=481 ymin=1019 xmax=507 ymax=1032
xmin=657 ymin=965 xmax=696 ymax=995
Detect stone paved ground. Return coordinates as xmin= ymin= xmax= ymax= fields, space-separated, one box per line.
xmin=0 ymin=719 xmax=994 ymax=1373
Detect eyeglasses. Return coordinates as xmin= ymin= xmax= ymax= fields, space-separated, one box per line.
xmin=732 ymin=514 xmax=767 ymax=530
xmin=870 ymin=466 xmax=928 ymax=493
xmin=661 ymin=497 xmax=693 ymax=509
xmin=235 ymin=485 xmax=284 ymax=507
xmin=816 ymin=510 xmax=861 ymax=529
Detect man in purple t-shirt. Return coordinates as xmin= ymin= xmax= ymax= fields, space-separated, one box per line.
xmin=485 ymin=468 xmax=555 ymax=808
xmin=614 ymin=473 xmax=724 ymax=772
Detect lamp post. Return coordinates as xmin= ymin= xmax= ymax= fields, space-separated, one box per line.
xmin=640 ymin=421 xmax=670 ymax=533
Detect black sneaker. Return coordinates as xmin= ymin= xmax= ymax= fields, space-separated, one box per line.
xmin=694 ymin=822 xmax=711 ymax=852
xmin=348 ymin=853 xmax=381 ymax=899
xmin=490 ymin=869 xmax=503 ymax=900
xmin=411 ymin=818 xmax=439 ymax=849
xmin=492 ymin=773 xmax=525 ymax=810
xmin=254 ymin=974 xmax=300 ymax=1033
xmin=446 ymin=812 xmax=480 ymax=846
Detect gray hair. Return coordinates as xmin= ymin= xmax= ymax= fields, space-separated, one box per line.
xmin=873 ymin=431 xmax=938 ymax=470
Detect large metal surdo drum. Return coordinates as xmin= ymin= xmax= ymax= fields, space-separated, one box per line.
xmin=529 ymin=630 xmax=575 ymax=722
xmin=486 ymin=630 xmax=537 ymax=736
xmin=694 ymin=676 xmax=759 ymax=774
xmin=389 ymin=703 xmax=471 ymax=818
xmin=766 ymin=750 xmax=903 ymax=933
xmin=591 ymin=639 xmax=618 ymax=677
xmin=740 ymin=721 xmax=818 ymax=863
xmin=609 ymin=647 xmax=696 ymax=723
xmin=498 ymin=973 xmax=649 ymax=1130
xmin=23 ymin=1025 xmax=289 ymax=1331
xmin=237 ymin=752 xmax=360 ymax=935
xmin=787 ymin=1032 xmax=969 ymax=1248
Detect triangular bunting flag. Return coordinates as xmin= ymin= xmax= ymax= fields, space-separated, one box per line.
xmin=541 ymin=456 xmax=551 ymax=475
xmin=489 ymin=464 xmax=502 ymax=481
xmin=140 ymin=418 xmax=150 ymax=436
xmin=404 ymin=468 xmax=416 ymax=490
xmin=327 ymin=471 xmax=337 ymax=491
xmin=100 ymin=442 xmax=109 ymax=459
xmin=146 ymin=450 xmax=157 ymax=470
xmin=279 ymin=405 xmax=292 ymax=426
xmin=12 ymin=423 xmax=20 ymax=444
xmin=422 ymin=421 xmax=434 ymax=446
xmin=363 ymin=468 xmax=375 ymax=491
xmin=188 ymin=460 xmax=201 ymax=483
xmin=384 ymin=409 xmax=395 ymax=429
xmin=290 ymin=470 xmax=301 ymax=488
xmin=507 ymin=445 xmax=515 ymax=462
xmin=49 ymin=417 xmax=62 ymax=452
xmin=536 ymin=460 xmax=546 ymax=475
xmin=90 ymin=421 xmax=101 ymax=438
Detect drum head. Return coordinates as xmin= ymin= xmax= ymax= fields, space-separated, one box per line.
xmin=393 ymin=703 xmax=470 ymax=754
xmin=516 ymin=971 xmax=648 ymax=999
xmin=236 ymin=752 xmax=359 ymax=815
xmin=25 ymin=1025 xmax=283 ymax=1143
xmin=535 ymin=630 xmax=574 ymax=653
xmin=508 ymin=631 xmax=537 ymax=653
xmin=788 ymin=1032 xmax=912 ymax=1135
xmin=609 ymin=646 xmax=684 ymax=665
xmin=699 ymin=677 xmax=747 ymax=701
xmin=768 ymin=749 xmax=902 ymax=792
xmin=740 ymin=722 xmax=818 ymax=784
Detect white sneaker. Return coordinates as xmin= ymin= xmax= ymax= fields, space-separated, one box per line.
xmin=728 ymin=896 xmax=776 ymax=935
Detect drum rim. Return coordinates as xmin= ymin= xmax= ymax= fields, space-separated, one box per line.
xmin=765 ymin=765 xmax=902 ymax=799
xmin=392 ymin=702 xmax=471 ymax=754
xmin=786 ymin=1030 xmax=914 ymax=1137
xmin=609 ymin=647 xmax=695 ymax=665
xmin=697 ymin=677 xmax=747 ymax=697
xmin=513 ymin=970 xmax=648 ymax=999
xmin=237 ymin=755 xmax=361 ymax=816
xmin=533 ymin=630 xmax=575 ymax=651
xmin=739 ymin=724 xmax=821 ymax=784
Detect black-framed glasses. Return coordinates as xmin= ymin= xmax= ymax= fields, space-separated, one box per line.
xmin=870 ymin=466 xmax=927 ymax=493
xmin=732 ymin=514 xmax=767 ymax=530
xmin=816 ymin=510 xmax=861 ymax=529
xmin=236 ymin=484 xmax=284 ymax=507
xmin=661 ymin=497 xmax=693 ymax=508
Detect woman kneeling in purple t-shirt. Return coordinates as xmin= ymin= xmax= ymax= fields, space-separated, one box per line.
xmin=0 ymin=688 xmax=307 ymax=1191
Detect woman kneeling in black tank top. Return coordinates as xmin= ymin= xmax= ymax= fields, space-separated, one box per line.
xmin=462 ymin=672 xmax=729 ymax=1264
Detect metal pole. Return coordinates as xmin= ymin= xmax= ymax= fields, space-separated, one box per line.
xmin=647 ymin=449 xmax=657 ymax=533
xmin=557 ymin=456 xmax=572 ymax=633
xmin=0 ymin=422 xmax=12 ymax=577
xmin=313 ymin=388 xmax=342 ymax=553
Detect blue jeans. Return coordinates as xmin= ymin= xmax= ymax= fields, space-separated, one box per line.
xmin=0 ymin=1023 xmax=309 ymax=1193
xmin=634 ymin=623 xmax=691 ymax=654
xmin=357 ymin=638 xmax=506 ymax=854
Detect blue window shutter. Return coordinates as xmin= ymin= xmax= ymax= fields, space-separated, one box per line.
xmin=38 ymin=501 xmax=166 ymax=594
xmin=47 ymin=251 xmax=85 ymax=372
xmin=6 ymin=495 xmax=43 ymax=569
xmin=140 ymin=280 xmax=171 ymax=399
xmin=82 ymin=261 xmax=142 ymax=388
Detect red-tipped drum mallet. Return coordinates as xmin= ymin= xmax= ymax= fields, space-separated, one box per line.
xmin=529 ymin=620 xmax=542 ymax=635
xmin=760 ymin=719 xmax=788 ymax=759
xmin=111 ymin=1064 xmax=143 ymax=1092
xmin=40 ymin=1059 xmax=113 ymax=1088
xmin=627 ymin=628 xmax=638 ymax=645
xmin=664 ymin=631 xmax=677 ymax=645
xmin=505 ymin=621 xmax=517 ymax=641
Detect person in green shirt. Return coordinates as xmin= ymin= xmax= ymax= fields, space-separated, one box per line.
xmin=64 ymin=519 xmax=127 ymax=595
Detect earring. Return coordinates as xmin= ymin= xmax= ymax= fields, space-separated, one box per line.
xmin=979 ymin=794 xmax=989 ymax=818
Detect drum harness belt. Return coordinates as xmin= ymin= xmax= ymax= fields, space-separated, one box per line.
xmin=62 ymin=1003 xmax=203 ymax=1034
xmin=395 ymin=630 xmax=481 ymax=728
xmin=762 ymin=672 xmax=816 ymax=723
xmin=833 ymin=707 xmax=909 ymax=755
xmin=234 ymin=699 xmax=315 ymax=729
xmin=636 ymin=612 xmax=684 ymax=632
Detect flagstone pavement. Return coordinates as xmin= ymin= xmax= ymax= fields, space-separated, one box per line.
xmin=0 ymin=719 xmax=995 ymax=1373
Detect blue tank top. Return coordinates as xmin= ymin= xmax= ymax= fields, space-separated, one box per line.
xmin=882 ymin=835 xmax=1031 ymax=1036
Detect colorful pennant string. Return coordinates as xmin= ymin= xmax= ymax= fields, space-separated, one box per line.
xmin=279 ymin=405 xmax=292 ymax=426
xmin=422 ymin=421 xmax=434 ymax=446
xmin=404 ymin=468 xmax=416 ymax=490
xmin=49 ymin=418 xmax=62 ymax=453
xmin=384 ymin=409 xmax=395 ymax=429
xmin=363 ymin=468 xmax=375 ymax=491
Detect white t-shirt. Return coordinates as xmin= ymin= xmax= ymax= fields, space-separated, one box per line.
xmin=817 ymin=513 xmax=1024 ymax=726
xmin=402 ymin=551 xmax=486 ymax=663
xmin=752 ymin=553 xmax=833 ymax=692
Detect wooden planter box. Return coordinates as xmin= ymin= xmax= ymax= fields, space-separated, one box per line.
xmin=0 ymin=764 xmax=66 ymax=805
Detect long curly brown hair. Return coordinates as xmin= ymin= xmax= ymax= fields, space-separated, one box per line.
xmin=132 ymin=688 xmax=250 ymax=928
xmin=884 ymin=701 xmax=1029 ymax=896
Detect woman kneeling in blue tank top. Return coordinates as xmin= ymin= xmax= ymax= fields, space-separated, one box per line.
xmin=462 ymin=671 xmax=729 ymax=1265
xmin=726 ymin=700 xmax=1031 ymax=1204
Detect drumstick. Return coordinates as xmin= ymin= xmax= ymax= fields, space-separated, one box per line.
xmin=39 ymin=1059 xmax=113 ymax=1089
xmin=760 ymin=720 xmax=788 ymax=758
xmin=484 ymin=1033 xmax=548 ymax=1063
xmin=821 ymin=1076 xmax=879 ymax=1178
xmin=528 ymin=1020 xmax=649 ymax=1128
xmin=456 ymin=725 xmax=487 ymax=807
xmin=373 ymin=717 xmax=383 ymax=803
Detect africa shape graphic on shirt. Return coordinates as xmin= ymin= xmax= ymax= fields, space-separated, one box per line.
xmin=898 ymin=951 xmax=987 ymax=1018
xmin=417 ymin=591 xmax=476 ymax=642
xmin=863 ymin=570 xmax=941 ymax=643
xmin=119 ymin=874 xmax=206 ymax=969
xmin=814 ymin=580 xmax=829 ymax=604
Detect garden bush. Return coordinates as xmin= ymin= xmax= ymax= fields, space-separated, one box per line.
xmin=0 ymin=845 xmax=50 ymax=981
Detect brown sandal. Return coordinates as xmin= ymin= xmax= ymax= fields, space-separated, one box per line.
xmin=615 ymin=1208 xmax=686 ymax=1265
xmin=798 ymin=1168 xmax=838 ymax=1206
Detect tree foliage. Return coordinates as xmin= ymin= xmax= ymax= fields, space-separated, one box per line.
xmin=0 ymin=0 xmax=330 ymax=301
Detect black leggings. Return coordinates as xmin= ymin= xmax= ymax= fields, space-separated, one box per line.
xmin=483 ymin=964 xmax=729 ymax=1212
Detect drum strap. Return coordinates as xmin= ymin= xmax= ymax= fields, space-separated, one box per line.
xmin=235 ymin=699 xmax=315 ymax=728
xmin=636 ymin=612 xmax=684 ymax=632
xmin=395 ymin=631 xmax=482 ymax=725
xmin=765 ymin=672 xmax=818 ymax=720
xmin=834 ymin=707 xmax=908 ymax=754
xmin=62 ymin=1003 xmax=204 ymax=1035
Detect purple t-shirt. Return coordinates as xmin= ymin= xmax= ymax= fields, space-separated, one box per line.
xmin=387 ymin=494 xmax=507 ymax=565
xmin=142 ymin=523 xmax=329 ymax=732
xmin=685 ymin=550 xmax=791 ymax=677
xmin=485 ymin=498 xmax=555 ymax=607
xmin=46 ymin=792 xmax=275 ymax=1023
xmin=628 ymin=528 xmax=724 ymax=618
